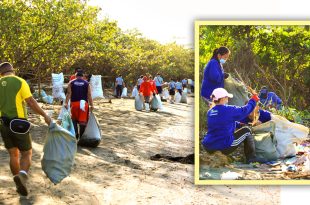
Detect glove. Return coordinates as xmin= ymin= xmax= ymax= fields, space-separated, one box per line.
xmin=251 ymin=94 xmax=260 ymax=102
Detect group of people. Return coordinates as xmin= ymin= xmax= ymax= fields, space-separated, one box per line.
xmin=115 ymin=73 xmax=192 ymax=105
xmin=200 ymin=46 xmax=281 ymax=164
xmin=0 ymin=63 xmax=94 ymax=196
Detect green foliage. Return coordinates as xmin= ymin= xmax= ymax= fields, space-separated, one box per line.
xmin=199 ymin=25 xmax=310 ymax=110
xmin=0 ymin=0 xmax=193 ymax=86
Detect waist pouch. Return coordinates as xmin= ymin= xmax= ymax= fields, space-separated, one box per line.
xmin=1 ymin=117 xmax=31 ymax=134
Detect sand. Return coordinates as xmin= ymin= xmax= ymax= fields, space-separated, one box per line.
xmin=0 ymin=96 xmax=280 ymax=204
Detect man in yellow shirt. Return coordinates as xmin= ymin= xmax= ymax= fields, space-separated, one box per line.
xmin=0 ymin=62 xmax=51 ymax=196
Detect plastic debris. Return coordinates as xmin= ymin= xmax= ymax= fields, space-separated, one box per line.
xmin=220 ymin=171 xmax=241 ymax=180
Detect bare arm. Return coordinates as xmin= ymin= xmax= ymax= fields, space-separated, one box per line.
xmin=65 ymin=83 xmax=72 ymax=107
xmin=25 ymin=97 xmax=51 ymax=125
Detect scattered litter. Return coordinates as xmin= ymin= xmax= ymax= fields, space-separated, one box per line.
xmin=221 ymin=171 xmax=242 ymax=180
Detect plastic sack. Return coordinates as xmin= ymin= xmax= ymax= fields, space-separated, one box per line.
xmin=78 ymin=112 xmax=101 ymax=147
xmin=181 ymin=92 xmax=187 ymax=104
xmin=60 ymin=108 xmax=75 ymax=136
xmin=42 ymin=95 xmax=53 ymax=104
xmin=252 ymin=121 xmax=279 ymax=161
xmin=150 ymin=96 xmax=159 ymax=111
xmin=155 ymin=95 xmax=163 ymax=110
xmin=163 ymin=89 xmax=170 ymax=100
xmin=90 ymin=75 xmax=104 ymax=99
xmin=52 ymin=73 xmax=65 ymax=100
xmin=121 ymin=87 xmax=128 ymax=97
xmin=175 ymin=92 xmax=181 ymax=103
xmin=135 ymin=94 xmax=144 ymax=111
xmin=41 ymin=122 xmax=77 ymax=184
xmin=145 ymin=103 xmax=150 ymax=112
xmin=131 ymin=86 xmax=138 ymax=97
xmin=224 ymin=75 xmax=249 ymax=106
xmin=271 ymin=114 xmax=309 ymax=158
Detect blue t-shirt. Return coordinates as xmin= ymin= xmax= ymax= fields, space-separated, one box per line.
xmin=154 ymin=76 xmax=163 ymax=86
xmin=169 ymin=81 xmax=176 ymax=89
xmin=238 ymin=109 xmax=272 ymax=127
xmin=201 ymin=59 xmax=224 ymax=100
xmin=182 ymin=79 xmax=187 ymax=85
xmin=176 ymin=82 xmax=182 ymax=90
xmin=70 ymin=78 xmax=89 ymax=102
xmin=116 ymin=77 xmax=123 ymax=85
xmin=202 ymin=99 xmax=257 ymax=151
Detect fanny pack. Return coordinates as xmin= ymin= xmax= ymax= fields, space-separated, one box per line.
xmin=0 ymin=117 xmax=31 ymax=134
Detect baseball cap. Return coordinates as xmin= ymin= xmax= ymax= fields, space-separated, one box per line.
xmin=211 ymin=88 xmax=233 ymax=100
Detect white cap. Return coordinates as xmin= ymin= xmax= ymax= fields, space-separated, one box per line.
xmin=211 ymin=88 xmax=233 ymax=100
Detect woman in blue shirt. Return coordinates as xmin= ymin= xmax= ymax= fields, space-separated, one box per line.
xmin=202 ymin=88 xmax=267 ymax=164
xmin=201 ymin=46 xmax=230 ymax=101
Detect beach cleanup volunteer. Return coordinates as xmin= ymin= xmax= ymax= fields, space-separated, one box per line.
xmin=0 ymin=62 xmax=51 ymax=196
xmin=201 ymin=87 xmax=267 ymax=164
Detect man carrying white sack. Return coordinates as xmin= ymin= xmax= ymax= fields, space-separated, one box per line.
xmin=65 ymin=69 xmax=94 ymax=139
xmin=0 ymin=62 xmax=51 ymax=196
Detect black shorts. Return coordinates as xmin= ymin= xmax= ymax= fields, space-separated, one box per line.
xmin=156 ymin=86 xmax=163 ymax=94
xmin=169 ymin=89 xmax=175 ymax=96
xmin=0 ymin=123 xmax=32 ymax=151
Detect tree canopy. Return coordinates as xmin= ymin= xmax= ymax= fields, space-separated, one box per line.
xmin=0 ymin=0 xmax=194 ymax=86
xmin=199 ymin=25 xmax=310 ymax=110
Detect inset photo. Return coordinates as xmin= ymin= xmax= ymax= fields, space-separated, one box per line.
xmin=195 ymin=21 xmax=310 ymax=185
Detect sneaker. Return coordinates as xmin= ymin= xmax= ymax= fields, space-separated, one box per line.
xmin=13 ymin=172 xmax=29 ymax=196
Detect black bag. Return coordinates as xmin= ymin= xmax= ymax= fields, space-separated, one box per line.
xmin=1 ymin=117 xmax=31 ymax=134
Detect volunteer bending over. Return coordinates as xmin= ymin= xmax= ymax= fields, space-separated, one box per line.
xmin=201 ymin=88 xmax=266 ymax=164
xmin=0 ymin=62 xmax=51 ymax=196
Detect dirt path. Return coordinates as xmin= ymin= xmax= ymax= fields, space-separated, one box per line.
xmin=0 ymin=96 xmax=280 ymax=204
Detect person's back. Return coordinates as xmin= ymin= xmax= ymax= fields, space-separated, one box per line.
xmin=140 ymin=80 xmax=152 ymax=96
xmin=169 ymin=81 xmax=176 ymax=90
xmin=203 ymin=102 xmax=255 ymax=150
xmin=176 ymin=81 xmax=182 ymax=90
xmin=70 ymin=78 xmax=89 ymax=102
xmin=0 ymin=75 xmax=32 ymax=119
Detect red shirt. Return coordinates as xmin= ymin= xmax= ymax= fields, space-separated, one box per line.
xmin=140 ymin=81 xmax=156 ymax=96
xmin=150 ymin=80 xmax=158 ymax=94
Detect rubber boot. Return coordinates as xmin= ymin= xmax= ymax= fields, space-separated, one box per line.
xmin=244 ymin=135 xmax=268 ymax=164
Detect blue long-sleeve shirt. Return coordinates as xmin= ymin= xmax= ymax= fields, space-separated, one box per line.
xmin=201 ymin=58 xmax=224 ymax=100
xmin=202 ymin=99 xmax=257 ymax=151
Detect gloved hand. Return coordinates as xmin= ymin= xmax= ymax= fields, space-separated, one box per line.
xmin=251 ymin=94 xmax=260 ymax=102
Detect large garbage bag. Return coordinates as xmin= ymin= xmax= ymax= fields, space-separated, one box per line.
xmin=163 ymin=89 xmax=170 ymax=100
xmin=175 ymin=92 xmax=181 ymax=103
xmin=60 ymin=108 xmax=75 ymax=136
xmin=78 ymin=112 xmax=101 ymax=148
xmin=150 ymin=95 xmax=160 ymax=111
xmin=131 ymin=86 xmax=138 ymax=97
xmin=135 ymin=94 xmax=144 ymax=111
xmin=52 ymin=73 xmax=66 ymax=100
xmin=224 ymin=75 xmax=249 ymax=106
xmin=271 ymin=114 xmax=309 ymax=158
xmin=90 ymin=75 xmax=104 ymax=99
xmin=155 ymin=94 xmax=163 ymax=110
xmin=42 ymin=95 xmax=54 ymax=104
xmin=252 ymin=121 xmax=279 ymax=161
xmin=181 ymin=91 xmax=187 ymax=104
xmin=121 ymin=87 xmax=128 ymax=97
xmin=41 ymin=122 xmax=77 ymax=184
